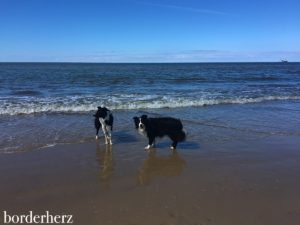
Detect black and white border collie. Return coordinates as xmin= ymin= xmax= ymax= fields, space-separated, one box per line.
xmin=94 ymin=106 xmax=114 ymax=145
xmin=133 ymin=115 xmax=186 ymax=150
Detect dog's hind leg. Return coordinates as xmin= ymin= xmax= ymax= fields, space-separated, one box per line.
xmin=95 ymin=123 xmax=101 ymax=139
xmin=169 ymin=135 xmax=178 ymax=150
xmin=170 ymin=143 xmax=177 ymax=150
xmin=96 ymin=128 xmax=99 ymax=139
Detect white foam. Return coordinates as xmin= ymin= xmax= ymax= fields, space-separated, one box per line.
xmin=1 ymin=95 xmax=300 ymax=116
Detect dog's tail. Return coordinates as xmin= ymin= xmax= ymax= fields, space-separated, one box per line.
xmin=177 ymin=129 xmax=187 ymax=142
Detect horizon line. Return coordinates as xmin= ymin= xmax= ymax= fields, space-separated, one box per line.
xmin=0 ymin=61 xmax=299 ymax=64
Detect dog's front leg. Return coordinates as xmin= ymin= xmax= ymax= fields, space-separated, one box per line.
xmin=99 ymin=119 xmax=108 ymax=144
xmin=107 ymin=126 xmax=113 ymax=145
xmin=95 ymin=127 xmax=100 ymax=139
xmin=145 ymin=136 xmax=155 ymax=149
xmin=102 ymin=127 xmax=109 ymax=144
xmin=95 ymin=120 xmax=101 ymax=139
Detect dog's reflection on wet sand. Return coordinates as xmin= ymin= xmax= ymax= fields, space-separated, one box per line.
xmin=96 ymin=143 xmax=114 ymax=189
xmin=137 ymin=150 xmax=186 ymax=185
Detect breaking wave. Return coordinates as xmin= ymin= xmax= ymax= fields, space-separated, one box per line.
xmin=1 ymin=95 xmax=300 ymax=116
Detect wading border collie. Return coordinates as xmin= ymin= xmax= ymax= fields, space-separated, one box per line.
xmin=133 ymin=115 xmax=186 ymax=150
xmin=94 ymin=106 xmax=114 ymax=145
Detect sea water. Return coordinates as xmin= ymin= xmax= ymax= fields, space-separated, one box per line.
xmin=1 ymin=63 xmax=300 ymax=152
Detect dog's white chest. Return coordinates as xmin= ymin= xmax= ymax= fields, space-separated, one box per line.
xmin=138 ymin=128 xmax=147 ymax=136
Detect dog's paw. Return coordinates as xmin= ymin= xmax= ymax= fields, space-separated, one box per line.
xmin=145 ymin=144 xmax=155 ymax=149
xmin=170 ymin=146 xmax=176 ymax=150
xmin=144 ymin=145 xmax=151 ymax=149
xmin=95 ymin=135 xmax=98 ymax=140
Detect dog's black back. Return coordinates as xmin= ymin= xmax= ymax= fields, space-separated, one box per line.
xmin=133 ymin=115 xmax=186 ymax=149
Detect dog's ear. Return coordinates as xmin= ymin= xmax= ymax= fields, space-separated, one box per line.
xmin=133 ymin=117 xmax=139 ymax=129
xmin=141 ymin=115 xmax=148 ymax=120
xmin=97 ymin=106 xmax=102 ymax=109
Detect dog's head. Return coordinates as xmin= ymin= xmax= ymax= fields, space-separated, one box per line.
xmin=133 ymin=115 xmax=148 ymax=133
xmin=94 ymin=106 xmax=109 ymax=119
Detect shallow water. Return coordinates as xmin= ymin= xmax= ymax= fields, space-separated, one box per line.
xmin=1 ymin=100 xmax=300 ymax=153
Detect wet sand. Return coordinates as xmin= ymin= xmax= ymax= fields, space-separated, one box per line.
xmin=1 ymin=134 xmax=300 ymax=225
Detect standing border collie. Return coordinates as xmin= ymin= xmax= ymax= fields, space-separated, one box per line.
xmin=94 ymin=106 xmax=114 ymax=145
xmin=133 ymin=115 xmax=186 ymax=150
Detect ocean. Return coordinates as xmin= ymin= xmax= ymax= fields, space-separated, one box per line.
xmin=1 ymin=62 xmax=300 ymax=152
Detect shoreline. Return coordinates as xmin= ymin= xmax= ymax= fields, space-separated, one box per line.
xmin=1 ymin=99 xmax=300 ymax=153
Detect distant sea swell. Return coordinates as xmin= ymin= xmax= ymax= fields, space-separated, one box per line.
xmin=1 ymin=62 xmax=300 ymax=116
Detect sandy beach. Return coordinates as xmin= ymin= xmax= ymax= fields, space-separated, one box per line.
xmin=1 ymin=102 xmax=300 ymax=225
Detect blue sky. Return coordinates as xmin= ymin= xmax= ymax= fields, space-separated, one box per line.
xmin=0 ymin=0 xmax=299 ymax=62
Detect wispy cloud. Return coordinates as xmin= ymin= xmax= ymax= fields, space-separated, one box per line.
xmin=139 ymin=2 xmax=231 ymax=16
xmin=2 ymin=50 xmax=299 ymax=62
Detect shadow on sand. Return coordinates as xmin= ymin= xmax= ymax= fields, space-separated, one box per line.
xmin=154 ymin=140 xmax=201 ymax=150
